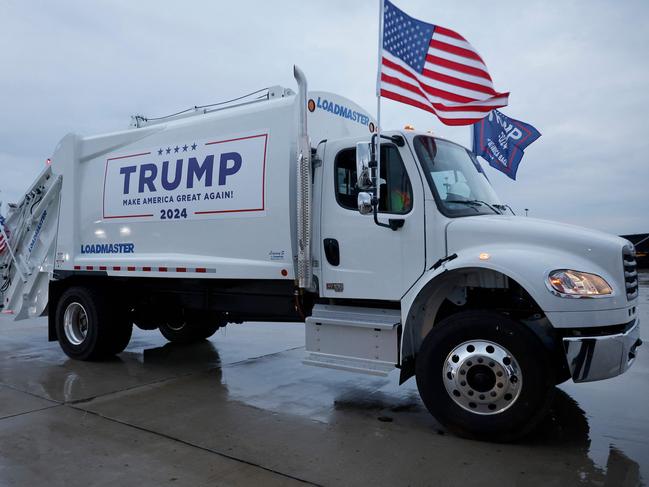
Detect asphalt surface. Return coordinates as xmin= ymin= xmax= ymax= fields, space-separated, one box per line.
xmin=0 ymin=275 xmax=647 ymax=486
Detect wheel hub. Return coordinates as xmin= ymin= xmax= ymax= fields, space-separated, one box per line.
xmin=466 ymin=364 xmax=496 ymax=392
xmin=443 ymin=340 xmax=522 ymax=415
xmin=63 ymin=302 xmax=89 ymax=346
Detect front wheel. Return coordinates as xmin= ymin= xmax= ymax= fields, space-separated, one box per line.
xmin=415 ymin=310 xmax=555 ymax=442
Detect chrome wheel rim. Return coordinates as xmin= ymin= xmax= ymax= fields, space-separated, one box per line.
xmin=63 ymin=302 xmax=89 ymax=346
xmin=166 ymin=321 xmax=186 ymax=332
xmin=443 ymin=340 xmax=522 ymax=415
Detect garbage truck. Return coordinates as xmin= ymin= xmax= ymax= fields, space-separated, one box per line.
xmin=0 ymin=67 xmax=641 ymax=441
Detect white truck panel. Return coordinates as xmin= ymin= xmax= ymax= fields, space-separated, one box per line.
xmin=55 ymin=96 xmax=298 ymax=280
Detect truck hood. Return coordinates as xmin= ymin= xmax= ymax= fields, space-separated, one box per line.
xmin=446 ymin=215 xmax=628 ymax=258
xmin=445 ymin=215 xmax=633 ymax=310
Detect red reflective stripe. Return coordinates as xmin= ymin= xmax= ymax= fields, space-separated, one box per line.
xmin=176 ymin=267 xmax=187 ymax=273
xmin=195 ymin=268 xmax=206 ymax=273
xmin=74 ymin=265 xmax=81 ymax=270
xmin=158 ymin=267 xmax=168 ymax=272
xmin=142 ymin=266 xmax=151 ymax=272
xmin=113 ymin=266 xmax=121 ymax=271
xmin=107 ymin=151 xmax=150 ymax=161
xmin=127 ymin=266 xmax=136 ymax=271
xmin=99 ymin=266 xmax=107 ymax=271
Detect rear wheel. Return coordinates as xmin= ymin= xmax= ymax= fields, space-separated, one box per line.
xmin=415 ymin=310 xmax=555 ymax=442
xmin=159 ymin=319 xmax=221 ymax=344
xmin=55 ymin=286 xmax=132 ymax=360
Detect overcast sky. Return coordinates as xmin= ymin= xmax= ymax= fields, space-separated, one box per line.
xmin=1 ymin=0 xmax=647 ymax=235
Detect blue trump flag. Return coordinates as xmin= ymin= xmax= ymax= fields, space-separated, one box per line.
xmin=472 ymin=110 xmax=541 ymax=180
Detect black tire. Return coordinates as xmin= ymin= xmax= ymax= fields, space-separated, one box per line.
xmin=159 ymin=320 xmax=221 ymax=344
xmin=415 ymin=310 xmax=555 ymax=442
xmin=196 ymin=321 xmax=221 ymax=339
xmin=106 ymin=319 xmax=133 ymax=356
xmin=55 ymin=286 xmax=132 ymax=360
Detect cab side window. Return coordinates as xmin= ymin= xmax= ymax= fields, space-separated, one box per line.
xmin=334 ymin=145 xmax=412 ymax=214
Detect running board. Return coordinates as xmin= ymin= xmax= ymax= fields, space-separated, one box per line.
xmin=304 ymin=304 xmax=400 ymax=377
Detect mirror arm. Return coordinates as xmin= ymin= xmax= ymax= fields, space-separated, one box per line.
xmin=367 ymin=134 xmax=405 ymax=231
xmin=371 ymin=197 xmax=404 ymax=231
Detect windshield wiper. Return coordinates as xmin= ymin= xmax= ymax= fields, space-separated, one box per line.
xmin=494 ymin=204 xmax=515 ymax=215
xmin=445 ymin=199 xmax=502 ymax=214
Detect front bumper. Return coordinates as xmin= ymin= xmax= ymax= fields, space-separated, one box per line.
xmin=563 ymin=319 xmax=641 ymax=382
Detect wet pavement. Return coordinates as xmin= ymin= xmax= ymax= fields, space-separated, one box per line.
xmin=0 ymin=276 xmax=647 ymax=486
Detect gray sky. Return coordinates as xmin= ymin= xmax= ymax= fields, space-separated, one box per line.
xmin=1 ymin=0 xmax=647 ymax=234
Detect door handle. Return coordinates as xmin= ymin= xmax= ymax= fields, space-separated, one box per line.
xmin=323 ymin=238 xmax=340 ymax=266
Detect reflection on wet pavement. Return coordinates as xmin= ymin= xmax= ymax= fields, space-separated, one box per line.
xmin=0 ymin=279 xmax=647 ymax=486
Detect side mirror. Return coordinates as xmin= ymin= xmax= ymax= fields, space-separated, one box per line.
xmin=357 ymin=192 xmax=373 ymax=215
xmin=355 ymin=141 xmax=373 ymax=190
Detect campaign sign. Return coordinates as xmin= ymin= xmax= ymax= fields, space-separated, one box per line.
xmin=472 ymin=110 xmax=540 ymax=180
xmin=103 ymin=132 xmax=268 ymax=221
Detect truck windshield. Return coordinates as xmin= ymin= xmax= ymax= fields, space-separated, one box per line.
xmin=413 ymin=136 xmax=501 ymax=217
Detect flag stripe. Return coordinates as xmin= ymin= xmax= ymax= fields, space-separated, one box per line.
xmin=431 ymin=32 xmax=473 ymax=51
xmin=427 ymin=47 xmax=488 ymax=71
xmin=382 ymin=57 xmax=477 ymax=103
xmin=381 ymin=90 xmax=485 ymax=126
xmin=421 ymin=68 xmax=497 ymax=96
xmin=380 ymin=82 xmax=501 ymax=118
xmin=383 ymin=55 xmax=507 ymax=105
xmin=380 ymin=72 xmax=508 ymax=121
xmin=423 ymin=60 xmax=494 ymax=88
xmin=433 ymin=25 xmax=466 ymax=41
xmin=425 ymin=54 xmax=492 ymax=82
xmin=429 ymin=39 xmax=485 ymax=64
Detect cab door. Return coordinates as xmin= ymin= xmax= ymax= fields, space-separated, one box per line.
xmin=320 ymin=140 xmax=426 ymax=300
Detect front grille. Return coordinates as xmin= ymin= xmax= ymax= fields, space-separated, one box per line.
xmin=623 ymin=246 xmax=639 ymax=300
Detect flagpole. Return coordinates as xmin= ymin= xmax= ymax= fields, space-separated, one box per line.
xmin=470 ymin=123 xmax=474 ymax=153
xmin=374 ymin=0 xmax=384 ymax=202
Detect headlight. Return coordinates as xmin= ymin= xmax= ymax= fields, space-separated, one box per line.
xmin=547 ymin=270 xmax=613 ymax=297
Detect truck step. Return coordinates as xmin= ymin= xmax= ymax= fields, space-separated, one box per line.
xmin=304 ymin=304 xmax=401 ymax=377
xmin=303 ymin=353 xmax=396 ymax=376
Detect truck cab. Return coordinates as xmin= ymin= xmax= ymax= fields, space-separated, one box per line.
xmin=307 ymin=122 xmax=640 ymax=439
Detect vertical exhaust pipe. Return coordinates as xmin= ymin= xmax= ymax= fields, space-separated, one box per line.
xmin=293 ymin=65 xmax=313 ymax=290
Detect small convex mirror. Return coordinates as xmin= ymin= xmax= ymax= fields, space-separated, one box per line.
xmin=355 ymin=141 xmax=373 ymax=190
xmin=357 ymin=192 xmax=373 ymax=215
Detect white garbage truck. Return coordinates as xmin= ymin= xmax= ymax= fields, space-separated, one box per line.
xmin=0 ymin=67 xmax=641 ymax=440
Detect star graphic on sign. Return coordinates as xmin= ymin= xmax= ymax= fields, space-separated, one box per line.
xmin=191 ymin=142 xmax=197 ymax=150
xmin=157 ymin=148 xmax=163 ymax=156
xmin=165 ymin=147 xmax=171 ymax=154
xmin=174 ymin=146 xmax=180 ymax=153
xmin=182 ymin=144 xmax=188 ymax=151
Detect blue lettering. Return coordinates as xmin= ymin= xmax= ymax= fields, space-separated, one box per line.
xmin=120 ymin=166 xmax=137 ymax=194
xmin=187 ymin=155 xmax=214 ymax=189
xmin=315 ymin=98 xmax=370 ymax=128
xmin=218 ymin=152 xmax=242 ymax=185
xmin=161 ymin=159 xmax=183 ymax=191
xmin=79 ymin=242 xmax=135 ymax=254
xmin=138 ymin=163 xmax=158 ymax=193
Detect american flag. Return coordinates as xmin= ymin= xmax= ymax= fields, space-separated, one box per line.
xmin=0 ymin=215 xmax=9 ymax=254
xmin=380 ymin=0 xmax=509 ymax=126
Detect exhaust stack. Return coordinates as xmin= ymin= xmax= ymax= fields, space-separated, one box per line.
xmin=293 ymin=65 xmax=313 ymax=291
